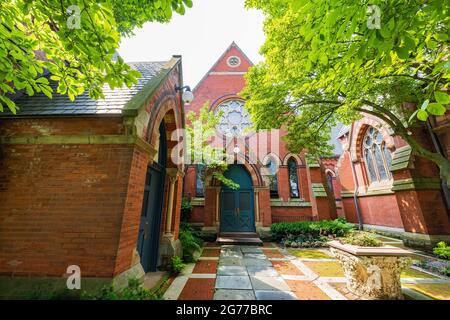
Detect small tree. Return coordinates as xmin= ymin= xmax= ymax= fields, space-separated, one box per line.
xmin=186 ymin=103 xmax=239 ymax=190
xmin=242 ymin=0 xmax=450 ymax=185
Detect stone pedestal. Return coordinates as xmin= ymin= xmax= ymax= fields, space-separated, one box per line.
xmin=329 ymin=241 xmax=412 ymax=300
xmin=158 ymin=234 xmax=182 ymax=269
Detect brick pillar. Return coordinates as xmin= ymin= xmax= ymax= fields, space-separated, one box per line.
xmin=390 ymin=144 xmax=450 ymax=247
xmin=204 ymin=186 xmax=217 ymax=227
xmin=298 ymin=166 xmax=311 ymax=201
xmin=277 ymin=166 xmax=290 ymax=201
xmin=257 ymin=187 xmax=272 ymax=227
xmin=306 ymin=158 xmax=337 ymax=221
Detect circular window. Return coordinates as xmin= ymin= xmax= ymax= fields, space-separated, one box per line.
xmin=227 ymin=56 xmax=241 ymax=67
xmin=216 ymin=100 xmax=252 ymax=137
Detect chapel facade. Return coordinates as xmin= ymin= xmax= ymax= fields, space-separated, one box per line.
xmin=182 ymin=42 xmax=337 ymax=241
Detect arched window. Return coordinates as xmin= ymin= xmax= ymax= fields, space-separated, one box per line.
xmin=265 ymin=158 xmax=279 ymax=198
xmin=363 ymin=127 xmax=393 ymax=183
xmin=196 ymin=164 xmax=205 ymax=197
xmin=288 ymin=159 xmax=300 ymax=198
xmin=326 ymin=172 xmax=334 ymax=194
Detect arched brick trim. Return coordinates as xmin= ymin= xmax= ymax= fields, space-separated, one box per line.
xmin=208 ymin=94 xmax=244 ymax=112
xmin=325 ymin=168 xmax=336 ymax=177
xmin=282 ymin=153 xmax=303 ymax=166
xmin=350 ymin=117 xmax=395 ymax=161
xmin=146 ymin=94 xmax=183 ymax=169
xmin=234 ymin=152 xmax=264 ymax=186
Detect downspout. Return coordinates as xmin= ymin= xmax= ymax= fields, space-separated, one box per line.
xmin=426 ymin=120 xmax=450 ymax=210
xmin=348 ymin=123 xmax=363 ymax=230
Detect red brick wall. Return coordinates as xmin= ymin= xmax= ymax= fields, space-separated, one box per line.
xmin=271 ymin=207 xmax=313 ymax=223
xmin=0 ymin=142 xmax=136 ymax=277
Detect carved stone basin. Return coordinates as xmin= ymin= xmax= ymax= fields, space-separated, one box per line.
xmin=328 ymin=240 xmax=413 ymax=300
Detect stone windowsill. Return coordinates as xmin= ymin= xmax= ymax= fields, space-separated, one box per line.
xmin=270 ymin=198 xmax=312 ymax=207
xmin=190 ymin=197 xmax=205 ymax=206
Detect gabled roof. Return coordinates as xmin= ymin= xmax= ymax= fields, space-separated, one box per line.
xmin=193 ymin=41 xmax=253 ymax=91
xmin=1 ymin=61 xmax=168 ymax=117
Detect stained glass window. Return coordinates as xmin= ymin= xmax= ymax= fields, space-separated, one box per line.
xmin=288 ymin=159 xmax=300 ymax=198
xmin=216 ymin=100 xmax=252 ymax=137
xmin=265 ymin=158 xmax=279 ymax=198
xmin=196 ymin=164 xmax=205 ymax=197
xmin=363 ymin=127 xmax=392 ymax=183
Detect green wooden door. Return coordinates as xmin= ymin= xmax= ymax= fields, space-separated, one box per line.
xmin=220 ymin=165 xmax=255 ymax=232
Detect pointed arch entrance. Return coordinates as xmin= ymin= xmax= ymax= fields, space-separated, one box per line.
xmin=220 ymin=164 xmax=255 ymax=232
xmin=137 ymin=120 xmax=167 ymax=272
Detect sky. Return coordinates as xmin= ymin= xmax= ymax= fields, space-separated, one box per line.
xmin=118 ymin=0 xmax=266 ymax=87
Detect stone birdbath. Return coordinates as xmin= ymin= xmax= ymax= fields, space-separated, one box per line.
xmin=328 ymin=240 xmax=413 ymax=300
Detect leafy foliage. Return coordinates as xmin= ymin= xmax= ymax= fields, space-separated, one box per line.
xmin=340 ymin=231 xmax=383 ymax=247
xmin=433 ymin=241 xmax=450 ymax=260
xmin=271 ymin=219 xmax=355 ymax=241
xmin=186 ymin=103 xmax=240 ymax=189
xmin=170 ymin=256 xmax=186 ymax=275
xmin=180 ymin=197 xmax=193 ymax=222
xmin=0 ymin=0 xmax=192 ymax=113
xmin=82 ymin=278 xmax=161 ymax=300
xmin=242 ymin=0 xmax=450 ymax=185
xmin=179 ymin=222 xmax=203 ymax=263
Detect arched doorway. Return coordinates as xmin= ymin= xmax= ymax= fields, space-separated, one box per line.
xmin=137 ymin=120 xmax=167 ymax=272
xmin=220 ymin=164 xmax=255 ymax=232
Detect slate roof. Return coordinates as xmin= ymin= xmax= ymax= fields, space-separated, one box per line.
xmin=328 ymin=123 xmax=346 ymax=156
xmin=1 ymin=61 xmax=167 ymax=117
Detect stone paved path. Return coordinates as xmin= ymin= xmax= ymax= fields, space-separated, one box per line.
xmin=163 ymin=238 xmax=450 ymax=300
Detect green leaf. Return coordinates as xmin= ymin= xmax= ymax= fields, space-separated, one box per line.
xmin=408 ymin=109 xmax=418 ymax=123
xmin=435 ymin=33 xmax=448 ymax=41
xmin=427 ymin=103 xmax=446 ymax=116
xmin=420 ymin=99 xmax=429 ymax=110
xmin=395 ymin=46 xmax=409 ymax=60
xmin=434 ymin=91 xmax=450 ymax=105
xmin=417 ymin=110 xmax=428 ymax=121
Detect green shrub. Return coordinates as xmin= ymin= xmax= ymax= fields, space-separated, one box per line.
xmin=179 ymin=222 xmax=203 ymax=262
xmin=170 ymin=256 xmax=186 ymax=275
xmin=180 ymin=197 xmax=193 ymax=222
xmin=83 ymin=278 xmax=160 ymax=300
xmin=340 ymin=231 xmax=382 ymax=247
xmin=270 ymin=219 xmax=355 ymax=241
xmin=433 ymin=242 xmax=450 ymax=260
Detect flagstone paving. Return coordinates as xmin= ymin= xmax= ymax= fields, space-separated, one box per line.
xmin=163 ymin=235 xmax=450 ymax=300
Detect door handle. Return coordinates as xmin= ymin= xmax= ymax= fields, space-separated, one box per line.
xmin=236 ymin=208 xmax=240 ymax=216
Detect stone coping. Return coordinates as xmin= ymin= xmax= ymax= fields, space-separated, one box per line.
xmin=328 ymin=240 xmax=413 ymax=257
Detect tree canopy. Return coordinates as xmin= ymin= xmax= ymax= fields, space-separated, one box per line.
xmin=241 ymin=0 xmax=450 ymax=184
xmin=0 ymin=0 xmax=192 ymax=113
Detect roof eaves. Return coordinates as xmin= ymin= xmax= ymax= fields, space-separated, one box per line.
xmin=122 ymin=57 xmax=181 ymax=117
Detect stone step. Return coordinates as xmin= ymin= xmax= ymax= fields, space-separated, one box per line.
xmin=219 ymin=232 xmax=260 ymax=238
xmin=216 ymin=236 xmax=263 ymax=246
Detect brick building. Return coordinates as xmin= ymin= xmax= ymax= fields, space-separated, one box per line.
xmin=0 ymin=57 xmax=186 ymax=283
xmin=182 ymin=42 xmax=449 ymax=249
xmin=182 ymin=43 xmax=336 ymax=242
xmin=333 ymin=111 xmax=450 ymax=248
